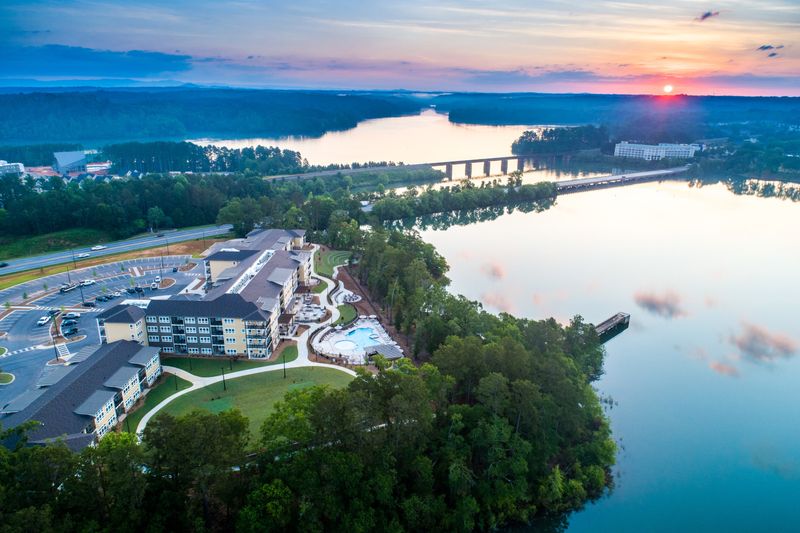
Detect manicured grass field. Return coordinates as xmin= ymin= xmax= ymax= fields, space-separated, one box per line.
xmin=160 ymin=367 xmax=353 ymax=438
xmin=0 ymin=228 xmax=112 ymax=260
xmin=312 ymin=279 xmax=329 ymax=294
xmin=315 ymin=250 xmax=351 ymax=278
xmin=123 ymin=373 xmax=192 ymax=433
xmin=0 ymin=372 xmax=14 ymax=385
xmin=333 ymin=304 xmax=357 ymax=326
xmin=163 ymin=346 xmax=298 ymax=377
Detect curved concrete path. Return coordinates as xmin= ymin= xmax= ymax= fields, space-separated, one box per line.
xmin=136 ymin=245 xmax=354 ymax=435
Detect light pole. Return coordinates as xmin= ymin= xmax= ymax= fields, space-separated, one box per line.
xmin=220 ymin=367 xmax=227 ymax=391
xmin=50 ymin=330 xmax=60 ymax=362
xmin=283 ymin=349 xmax=287 ymax=379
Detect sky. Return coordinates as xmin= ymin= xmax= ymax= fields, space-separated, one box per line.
xmin=1 ymin=0 xmax=798 ymax=95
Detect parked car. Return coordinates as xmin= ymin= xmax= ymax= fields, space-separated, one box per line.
xmin=76 ymin=253 xmax=90 ymax=259
xmin=112 ymin=291 xmax=122 ymax=297
xmin=60 ymin=283 xmax=79 ymax=293
xmin=96 ymin=295 xmax=108 ymax=302
xmin=62 ymin=327 xmax=79 ymax=337
xmin=91 ymin=245 xmax=107 ymax=251
xmin=61 ymin=319 xmax=77 ymax=328
xmin=172 ymin=267 xmax=178 ymax=273
xmin=47 ymin=309 xmax=60 ymax=316
xmin=150 ymin=282 xmax=159 ymax=290
xmin=80 ymin=279 xmax=95 ymax=286
xmin=82 ymin=301 xmax=96 ymax=308
xmin=156 ymin=233 xmax=165 ymax=237
xmin=63 ymin=312 xmax=81 ymax=320
xmin=0 ymin=262 xmax=8 ymax=268
xmin=134 ymin=286 xmax=144 ymax=293
xmin=126 ymin=287 xmax=136 ymax=294
xmin=36 ymin=316 xmax=51 ymax=326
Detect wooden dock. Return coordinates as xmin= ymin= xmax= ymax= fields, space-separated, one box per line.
xmin=595 ymin=312 xmax=631 ymax=342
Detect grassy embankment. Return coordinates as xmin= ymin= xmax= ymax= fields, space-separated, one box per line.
xmin=0 ymin=228 xmax=112 ymax=260
xmin=163 ymin=346 xmax=298 ymax=377
xmin=314 ymin=250 xmax=351 ymax=278
xmin=122 ymin=373 xmax=193 ymax=433
xmin=333 ymin=304 xmax=357 ymax=326
xmin=161 ymin=367 xmax=353 ymax=439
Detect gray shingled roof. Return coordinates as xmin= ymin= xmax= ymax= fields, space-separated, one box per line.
xmin=36 ymin=365 xmax=74 ymax=387
xmin=206 ymin=249 xmax=259 ymax=262
xmin=103 ymin=366 xmax=140 ymax=390
xmin=128 ymin=346 xmax=160 ymax=366
xmin=146 ymin=293 xmax=270 ymax=321
xmin=74 ymin=389 xmax=116 ymax=416
xmin=97 ymin=304 xmax=145 ymax=324
xmin=0 ymin=341 xmax=150 ymax=449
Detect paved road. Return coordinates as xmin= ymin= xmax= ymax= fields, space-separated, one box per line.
xmin=556 ymin=166 xmax=691 ymax=192
xmin=0 ymin=224 xmax=232 ymax=275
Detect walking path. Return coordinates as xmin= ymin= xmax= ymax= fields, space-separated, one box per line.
xmin=135 ymin=245 xmax=354 ymax=435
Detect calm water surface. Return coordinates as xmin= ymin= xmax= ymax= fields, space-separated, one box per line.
xmin=200 ymin=113 xmax=800 ymax=530
xmin=190 ymin=109 xmax=547 ymax=165
xmin=418 ymin=181 xmax=800 ymax=532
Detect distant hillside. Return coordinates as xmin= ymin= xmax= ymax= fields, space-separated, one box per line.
xmin=0 ymin=89 xmax=424 ymax=143
xmin=433 ymin=93 xmax=800 ymax=143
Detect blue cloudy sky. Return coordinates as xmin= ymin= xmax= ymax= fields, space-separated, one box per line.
xmin=1 ymin=0 xmax=798 ymax=95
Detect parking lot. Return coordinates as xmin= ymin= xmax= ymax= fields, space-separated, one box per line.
xmin=0 ymin=255 xmax=204 ymax=406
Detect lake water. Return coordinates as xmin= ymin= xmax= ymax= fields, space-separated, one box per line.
xmin=199 ymin=111 xmax=800 ymax=530
xmin=190 ymin=108 xmax=548 ymax=166
xmin=418 ymin=180 xmax=800 ymax=532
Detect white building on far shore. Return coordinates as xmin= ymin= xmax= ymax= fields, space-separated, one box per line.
xmin=614 ymin=142 xmax=701 ymax=161
xmin=0 ymin=160 xmax=25 ymax=176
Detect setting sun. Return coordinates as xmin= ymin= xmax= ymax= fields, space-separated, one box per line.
xmin=663 ymin=84 xmax=674 ymax=94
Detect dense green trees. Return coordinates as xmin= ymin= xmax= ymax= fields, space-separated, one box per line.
xmin=0 ymin=90 xmax=423 ymax=142
xmin=511 ymin=126 xmax=608 ymax=155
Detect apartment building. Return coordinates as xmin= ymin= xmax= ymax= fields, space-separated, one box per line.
xmin=0 ymin=160 xmax=25 ymax=176
xmin=96 ymin=304 xmax=146 ymax=344
xmin=143 ymin=294 xmax=276 ymax=358
xmin=614 ymin=141 xmax=701 ymax=160
xmin=0 ymin=341 xmax=163 ymax=450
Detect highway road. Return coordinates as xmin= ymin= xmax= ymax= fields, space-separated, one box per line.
xmin=0 ymin=224 xmax=232 ymax=276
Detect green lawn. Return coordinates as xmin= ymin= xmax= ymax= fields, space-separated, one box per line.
xmin=0 ymin=347 xmax=7 ymax=357
xmin=123 ymin=373 xmax=192 ymax=433
xmin=315 ymin=250 xmax=351 ymax=278
xmin=160 ymin=367 xmax=353 ymax=439
xmin=163 ymin=346 xmax=298 ymax=377
xmin=0 ymin=372 xmax=14 ymax=385
xmin=312 ymin=279 xmax=329 ymax=294
xmin=0 ymin=228 xmax=112 ymax=260
xmin=334 ymin=304 xmax=357 ymax=326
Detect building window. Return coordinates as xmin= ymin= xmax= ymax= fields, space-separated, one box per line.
xmin=223 ymin=318 xmax=234 ymax=324
xmin=146 ymin=315 xmax=157 ymax=323
xmin=161 ymin=335 xmax=172 ymax=343
xmin=162 ymin=346 xmax=174 ymax=353
xmin=198 ymin=326 xmax=210 ymax=334
xmin=160 ymin=325 xmax=171 ymax=333
xmin=201 ymin=348 xmax=212 ymax=355
xmin=188 ymin=347 xmax=199 ymax=354
xmin=226 ymin=348 xmax=236 ymax=355
xmin=187 ymin=336 xmax=198 ymax=343
xmin=185 ymin=317 xmax=196 ymax=324
xmin=147 ymin=325 xmax=158 ymax=333
xmin=158 ymin=316 xmax=170 ymax=324
xmin=186 ymin=326 xmax=197 ymax=334
xmin=199 ymin=336 xmax=211 ymax=344
xmin=225 ymin=337 xmax=236 ymax=344
xmin=197 ymin=317 xmax=209 ymax=324
xmin=148 ymin=335 xmax=160 ymax=343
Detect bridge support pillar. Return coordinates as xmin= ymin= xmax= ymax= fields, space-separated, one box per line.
xmin=483 ymin=160 xmax=491 ymax=176
xmin=517 ymin=158 xmax=525 ymax=172
xmin=465 ymin=162 xmax=472 ymax=178
xmin=445 ymin=163 xmax=453 ymax=179
xmin=500 ymin=159 xmax=508 ymax=175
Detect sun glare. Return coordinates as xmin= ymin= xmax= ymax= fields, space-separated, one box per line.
xmin=663 ymin=84 xmax=674 ymax=94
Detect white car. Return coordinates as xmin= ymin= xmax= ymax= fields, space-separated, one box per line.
xmin=154 ymin=276 xmax=161 ymax=283
xmin=80 ymin=279 xmax=95 ymax=286
xmin=36 ymin=316 xmax=51 ymax=326
xmin=91 ymin=245 xmax=107 ymax=251
xmin=76 ymin=253 xmax=90 ymax=258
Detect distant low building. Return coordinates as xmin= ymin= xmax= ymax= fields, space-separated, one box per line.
xmin=614 ymin=142 xmax=701 ymax=161
xmin=54 ymin=151 xmax=88 ymax=174
xmin=0 ymin=341 xmax=162 ymax=450
xmin=0 ymin=160 xmax=25 ymax=176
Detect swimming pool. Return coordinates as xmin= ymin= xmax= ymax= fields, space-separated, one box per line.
xmin=344 ymin=327 xmax=381 ymax=348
